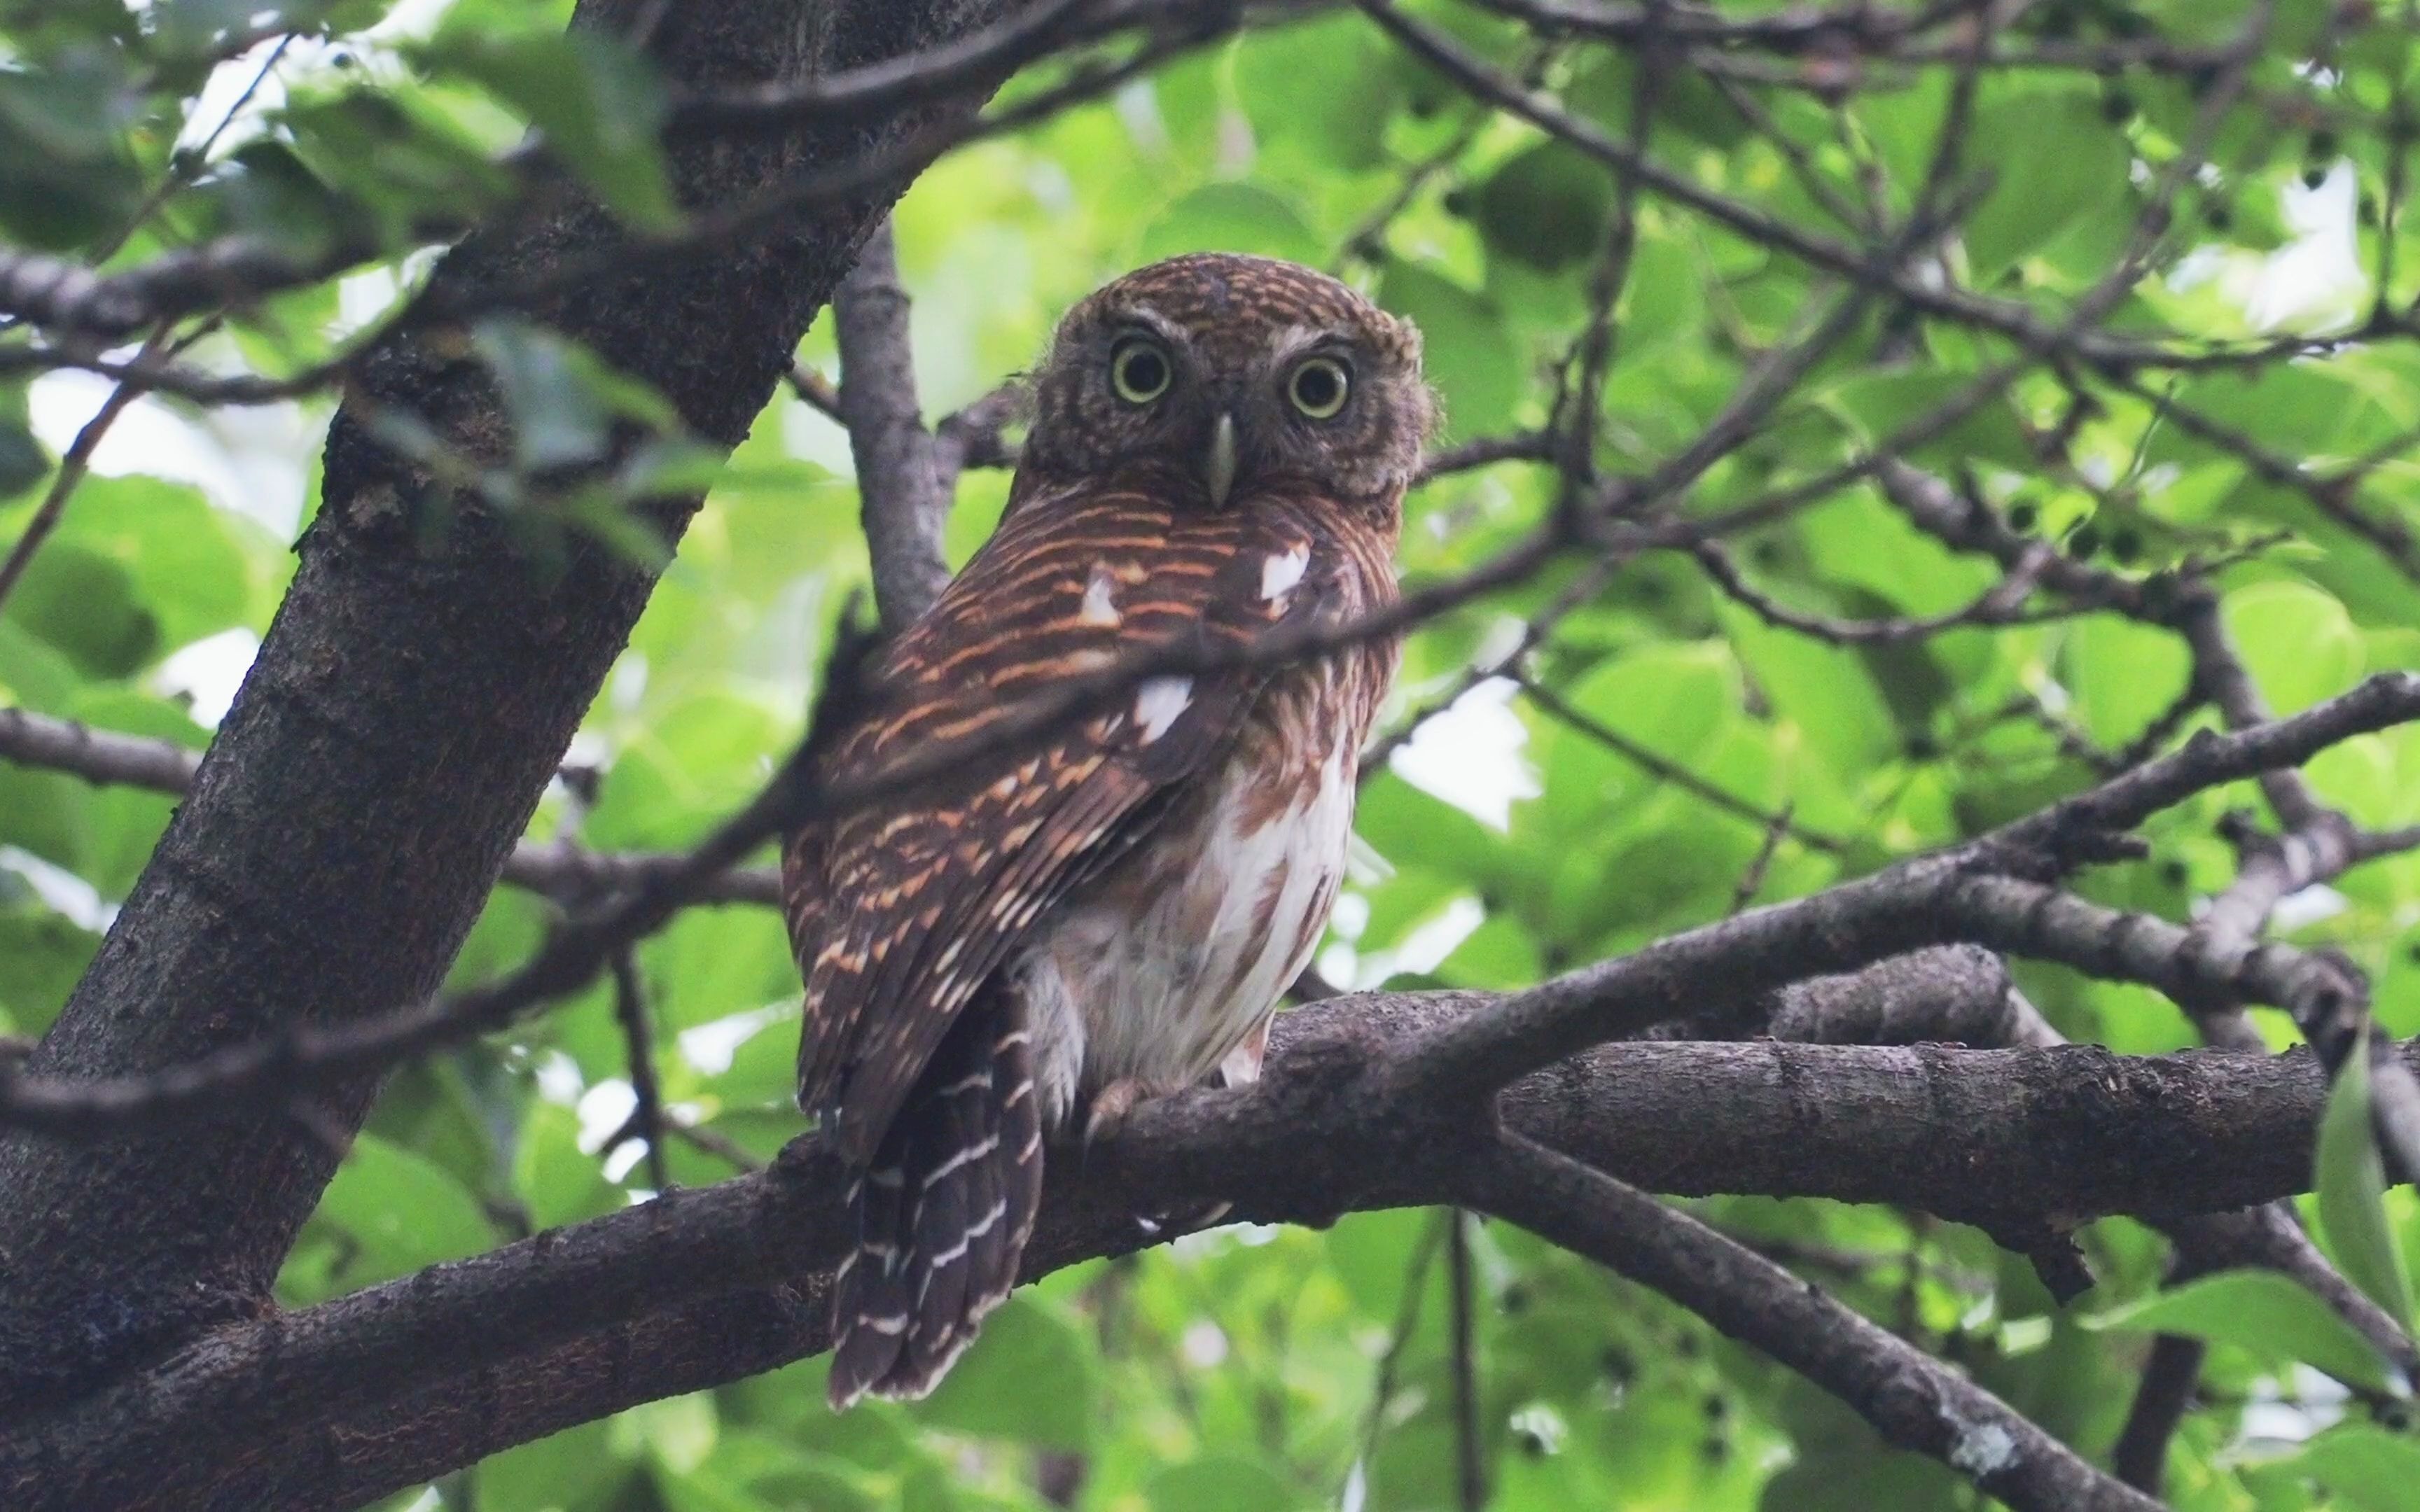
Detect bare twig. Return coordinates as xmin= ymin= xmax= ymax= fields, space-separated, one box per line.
xmin=667 ymin=1118 xmax=767 ymax=1174
xmin=6 ymin=658 xmax=2415 ymax=1135
xmin=0 ymin=707 xmax=783 ymax=906
xmin=835 ymin=218 xmax=954 ymax=630
xmin=0 ymin=327 xmax=170 ymax=614
xmin=1515 ymin=675 xmax=1850 ymax=851
xmin=1446 ymin=1206 xmax=1485 ymax=1512
xmin=1467 ymin=1134 xmax=2161 ymax=1512
xmin=605 ymin=950 xmax=672 ymax=1194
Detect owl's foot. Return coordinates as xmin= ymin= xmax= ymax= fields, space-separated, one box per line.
xmin=1081 ymin=1077 xmax=1232 ymax=1236
xmin=1081 ymin=1076 xmax=1185 ymax=1144
xmin=1132 ymin=1199 xmax=1230 ymax=1238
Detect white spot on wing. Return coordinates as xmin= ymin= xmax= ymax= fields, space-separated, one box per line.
xmin=1079 ymin=562 xmax=1122 ymax=626
xmin=1260 ymin=544 xmax=1310 ymax=601
xmin=1134 ymin=676 xmax=1192 ymax=743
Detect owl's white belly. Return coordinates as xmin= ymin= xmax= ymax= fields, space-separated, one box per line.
xmin=1019 ymin=736 xmax=1354 ymax=1128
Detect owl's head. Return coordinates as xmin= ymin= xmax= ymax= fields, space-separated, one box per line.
xmin=1018 ymin=253 xmax=1433 ymax=515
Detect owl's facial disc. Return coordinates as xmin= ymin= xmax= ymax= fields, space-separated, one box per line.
xmin=1204 ymin=411 xmax=1237 ymax=509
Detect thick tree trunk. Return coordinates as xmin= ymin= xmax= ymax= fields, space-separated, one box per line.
xmin=0 ymin=0 xmax=1011 ymax=1416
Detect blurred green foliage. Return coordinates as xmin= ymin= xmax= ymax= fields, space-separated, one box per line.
xmin=1 ymin=1 xmax=2419 ymax=1508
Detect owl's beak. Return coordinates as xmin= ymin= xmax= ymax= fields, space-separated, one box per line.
xmin=1203 ymin=411 xmax=1238 ymax=508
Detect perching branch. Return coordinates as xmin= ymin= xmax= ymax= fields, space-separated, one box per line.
xmin=8 ymin=972 xmax=2381 ymax=1509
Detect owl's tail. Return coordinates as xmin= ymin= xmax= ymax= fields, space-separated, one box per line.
xmin=827 ymin=992 xmax=1043 ymax=1409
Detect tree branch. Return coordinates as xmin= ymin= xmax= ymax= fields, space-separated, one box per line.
xmin=1466 ymin=1133 xmax=2160 ymax=1511
xmin=5 ymin=662 xmax=2414 ymax=1140
xmin=0 ymin=705 xmax=787 ymax=906
xmin=835 ymin=216 xmax=955 ymax=629
xmin=0 ymin=0 xmax=1029 ymax=1414
xmin=14 ymin=970 xmax=2372 ymax=1508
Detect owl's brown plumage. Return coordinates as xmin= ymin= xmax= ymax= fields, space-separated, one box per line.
xmin=784 ymin=253 xmax=1429 ymax=1407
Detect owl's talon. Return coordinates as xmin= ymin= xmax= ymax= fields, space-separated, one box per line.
xmin=1132 ymin=1198 xmax=1232 ymax=1238
xmin=1083 ymin=1076 xmax=1178 ymax=1144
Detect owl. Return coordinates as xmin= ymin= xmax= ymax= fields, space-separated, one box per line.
xmin=782 ymin=252 xmax=1431 ymax=1408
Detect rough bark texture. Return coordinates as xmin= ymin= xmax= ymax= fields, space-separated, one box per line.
xmin=0 ymin=0 xmax=1013 ymax=1415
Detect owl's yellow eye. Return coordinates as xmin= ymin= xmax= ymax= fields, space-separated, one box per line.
xmin=1288 ymin=356 xmax=1351 ymax=419
xmin=1110 ymin=339 xmax=1171 ymax=405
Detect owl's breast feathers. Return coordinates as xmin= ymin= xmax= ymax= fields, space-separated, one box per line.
xmin=782 ymin=481 xmax=1397 ymax=1165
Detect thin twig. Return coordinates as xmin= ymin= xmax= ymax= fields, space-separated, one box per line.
xmin=1446 ymin=1205 xmax=1486 ymax=1512
xmin=835 ymin=217 xmax=953 ymax=630
xmin=0 ymin=326 xmax=171 ymax=615
xmin=605 ymin=950 xmax=671 ymax=1194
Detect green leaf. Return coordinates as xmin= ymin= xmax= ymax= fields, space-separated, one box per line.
xmin=1230 ymin=12 xmax=1400 ymax=172
xmin=1377 ymin=261 xmax=1522 ymax=436
xmin=0 ymin=55 xmax=143 ymax=248
xmin=0 ymin=544 xmax=155 ymax=678
xmin=1473 ymin=144 xmax=1612 ymax=272
xmin=515 ymin=1100 xmax=625 ymax=1229
xmin=2061 ymin=613 xmax=2194 ymax=748
xmin=2086 ymin=1268 xmax=2400 ymax=1393
xmin=583 ymin=690 xmax=788 ymax=850
xmin=1137 ymin=183 xmax=1320 ymax=267
xmin=2316 ymin=1035 xmax=2418 ymax=1338
xmin=0 ymin=421 xmax=44 ymax=498
xmin=314 ymin=1132 xmax=496 ymax=1287
xmin=2223 ymin=579 xmax=2364 ymax=716
xmin=428 ymin=27 xmax=679 ymax=230
xmin=148 ymin=1 xmax=381 ymax=59
xmin=474 ymin=1418 xmax=632 ymax=1512
xmin=0 ymin=888 xmax=101 ymax=1040
xmin=909 ymin=1294 xmax=1100 ymax=1448
xmin=2297 ymin=1424 xmax=2420 ymax=1512
xmin=473 ymin=318 xmax=619 ymax=473
xmin=1961 ymin=88 xmax=2134 ymax=279
xmin=8 ymin=474 xmax=275 ymax=661
xmin=273 ymin=92 xmax=513 ymax=241
xmin=646 ymin=906 xmax=797 ymax=1032
xmin=1145 ymin=1453 xmax=1309 ymax=1512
